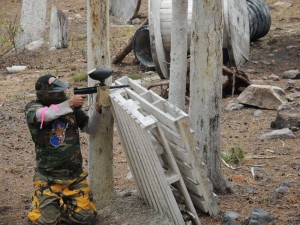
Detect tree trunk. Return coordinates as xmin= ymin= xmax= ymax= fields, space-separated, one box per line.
xmin=18 ymin=0 xmax=47 ymax=48
xmin=189 ymin=0 xmax=230 ymax=193
xmin=168 ymin=0 xmax=188 ymax=110
xmin=87 ymin=0 xmax=114 ymax=209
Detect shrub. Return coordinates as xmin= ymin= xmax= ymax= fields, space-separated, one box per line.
xmin=0 ymin=12 xmax=22 ymax=59
xmin=221 ymin=147 xmax=247 ymax=164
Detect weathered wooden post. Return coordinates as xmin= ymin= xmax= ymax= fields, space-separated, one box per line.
xmin=87 ymin=0 xmax=115 ymax=209
xmin=189 ymin=0 xmax=230 ymax=193
xmin=110 ymin=0 xmax=141 ymax=22
xmin=168 ymin=0 xmax=188 ymax=110
xmin=18 ymin=0 xmax=47 ymax=47
xmin=49 ymin=5 xmax=68 ymax=50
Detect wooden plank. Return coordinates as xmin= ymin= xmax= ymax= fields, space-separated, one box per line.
xmin=165 ymin=171 xmax=180 ymax=184
xmin=133 ymin=129 xmax=181 ymax=223
xmin=110 ymin=91 xmax=157 ymax=209
xmin=125 ymin=89 xmax=181 ymax=131
xmin=110 ymin=89 xmax=186 ymax=225
xmin=114 ymin=76 xmax=147 ymax=95
xmin=176 ymin=118 xmax=220 ymax=216
xmin=168 ymin=142 xmax=191 ymax=163
xmin=152 ymin=124 xmax=185 ymax=149
xmin=114 ymin=77 xmax=220 ymax=216
xmin=176 ymin=161 xmax=199 ymax=184
xmin=112 ymin=90 xmax=163 ymax=212
xmin=155 ymin=124 xmax=201 ymax=225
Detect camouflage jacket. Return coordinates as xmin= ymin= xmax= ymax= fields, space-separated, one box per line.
xmin=25 ymin=100 xmax=89 ymax=179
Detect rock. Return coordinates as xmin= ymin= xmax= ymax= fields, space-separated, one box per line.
xmin=225 ymin=102 xmax=244 ymax=111
xmin=131 ymin=18 xmax=141 ymax=25
xmin=269 ymin=1 xmax=292 ymax=9
xmin=126 ymin=171 xmax=133 ymax=180
xmin=75 ymin=14 xmax=82 ymax=19
xmin=287 ymin=92 xmax=300 ymax=101
xmin=275 ymin=182 xmax=290 ymax=193
xmin=117 ymin=189 xmax=132 ymax=197
xmin=253 ymin=110 xmax=263 ymax=117
xmin=271 ymin=103 xmax=300 ymax=129
xmin=286 ymin=79 xmax=295 ymax=87
xmin=222 ymin=211 xmax=240 ymax=225
xmin=25 ymin=40 xmax=44 ymax=51
xmin=268 ymin=74 xmax=280 ymax=81
xmin=290 ymin=126 xmax=300 ymax=132
xmin=282 ymin=70 xmax=300 ymax=79
xmin=6 ymin=65 xmax=27 ymax=73
xmin=237 ymin=85 xmax=287 ymax=110
xmin=250 ymin=167 xmax=264 ymax=180
xmin=250 ymin=80 xmax=265 ymax=85
xmin=246 ymin=69 xmax=258 ymax=74
xmin=246 ymin=209 xmax=275 ymax=225
xmin=258 ymin=128 xmax=296 ymax=140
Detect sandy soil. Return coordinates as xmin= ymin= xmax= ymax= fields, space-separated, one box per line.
xmin=0 ymin=0 xmax=299 ymax=224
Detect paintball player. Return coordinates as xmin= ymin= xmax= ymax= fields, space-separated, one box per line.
xmin=25 ymin=74 xmax=103 ymax=225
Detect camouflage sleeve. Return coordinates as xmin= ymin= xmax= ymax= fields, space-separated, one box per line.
xmin=25 ymin=101 xmax=43 ymax=143
xmin=74 ymin=108 xmax=102 ymax=134
xmin=73 ymin=108 xmax=90 ymax=131
xmin=25 ymin=101 xmax=43 ymax=124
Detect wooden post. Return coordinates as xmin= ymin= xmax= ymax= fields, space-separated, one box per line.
xmin=18 ymin=0 xmax=47 ymax=48
xmin=110 ymin=0 xmax=141 ymax=22
xmin=87 ymin=0 xmax=114 ymax=209
xmin=189 ymin=0 xmax=230 ymax=193
xmin=49 ymin=5 xmax=68 ymax=50
xmin=168 ymin=0 xmax=188 ymax=110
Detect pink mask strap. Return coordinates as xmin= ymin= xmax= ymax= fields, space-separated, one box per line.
xmin=39 ymin=104 xmax=59 ymax=129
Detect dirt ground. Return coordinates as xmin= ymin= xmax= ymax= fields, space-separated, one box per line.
xmin=0 ymin=0 xmax=299 ymax=224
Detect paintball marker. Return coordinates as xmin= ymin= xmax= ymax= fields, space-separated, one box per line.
xmin=74 ymin=68 xmax=129 ymax=107
xmin=73 ymin=68 xmax=129 ymax=95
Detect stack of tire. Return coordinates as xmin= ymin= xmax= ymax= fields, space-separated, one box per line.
xmin=246 ymin=0 xmax=272 ymax=42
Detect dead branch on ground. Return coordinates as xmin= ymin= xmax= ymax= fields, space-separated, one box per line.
xmin=146 ymin=66 xmax=251 ymax=98
xmin=111 ymin=18 xmax=148 ymax=64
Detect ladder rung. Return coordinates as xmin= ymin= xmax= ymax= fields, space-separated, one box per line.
xmin=165 ymin=171 xmax=180 ymax=184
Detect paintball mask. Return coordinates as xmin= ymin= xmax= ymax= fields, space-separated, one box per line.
xmin=35 ymin=74 xmax=69 ymax=106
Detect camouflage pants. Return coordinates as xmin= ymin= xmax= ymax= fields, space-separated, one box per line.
xmin=28 ymin=171 xmax=97 ymax=225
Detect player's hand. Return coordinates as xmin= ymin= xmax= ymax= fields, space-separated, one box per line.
xmin=68 ymin=95 xmax=87 ymax=108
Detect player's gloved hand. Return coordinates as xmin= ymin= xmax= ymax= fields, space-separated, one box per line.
xmin=97 ymin=86 xmax=111 ymax=108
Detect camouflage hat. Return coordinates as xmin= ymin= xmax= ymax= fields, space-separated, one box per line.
xmin=35 ymin=75 xmax=69 ymax=93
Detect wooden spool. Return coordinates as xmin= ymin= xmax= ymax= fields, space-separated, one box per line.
xmin=148 ymin=0 xmax=250 ymax=79
xmin=223 ymin=0 xmax=250 ymax=68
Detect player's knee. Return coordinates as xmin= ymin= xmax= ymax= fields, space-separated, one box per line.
xmin=28 ymin=206 xmax=61 ymax=225
xmin=69 ymin=209 xmax=97 ymax=225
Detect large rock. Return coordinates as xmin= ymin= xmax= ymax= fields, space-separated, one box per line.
xmin=237 ymin=85 xmax=287 ymax=109
xmin=246 ymin=209 xmax=275 ymax=225
xmin=258 ymin=128 xmax=296 ymax=140
xmin=282 ymin=70 xmax=300 ymax=79
xmin=271 ymin=103 xmax=300 ymax=129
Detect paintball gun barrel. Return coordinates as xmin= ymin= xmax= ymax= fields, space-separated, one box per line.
xmin=73 ymin=68 xmax=129 ymax=95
